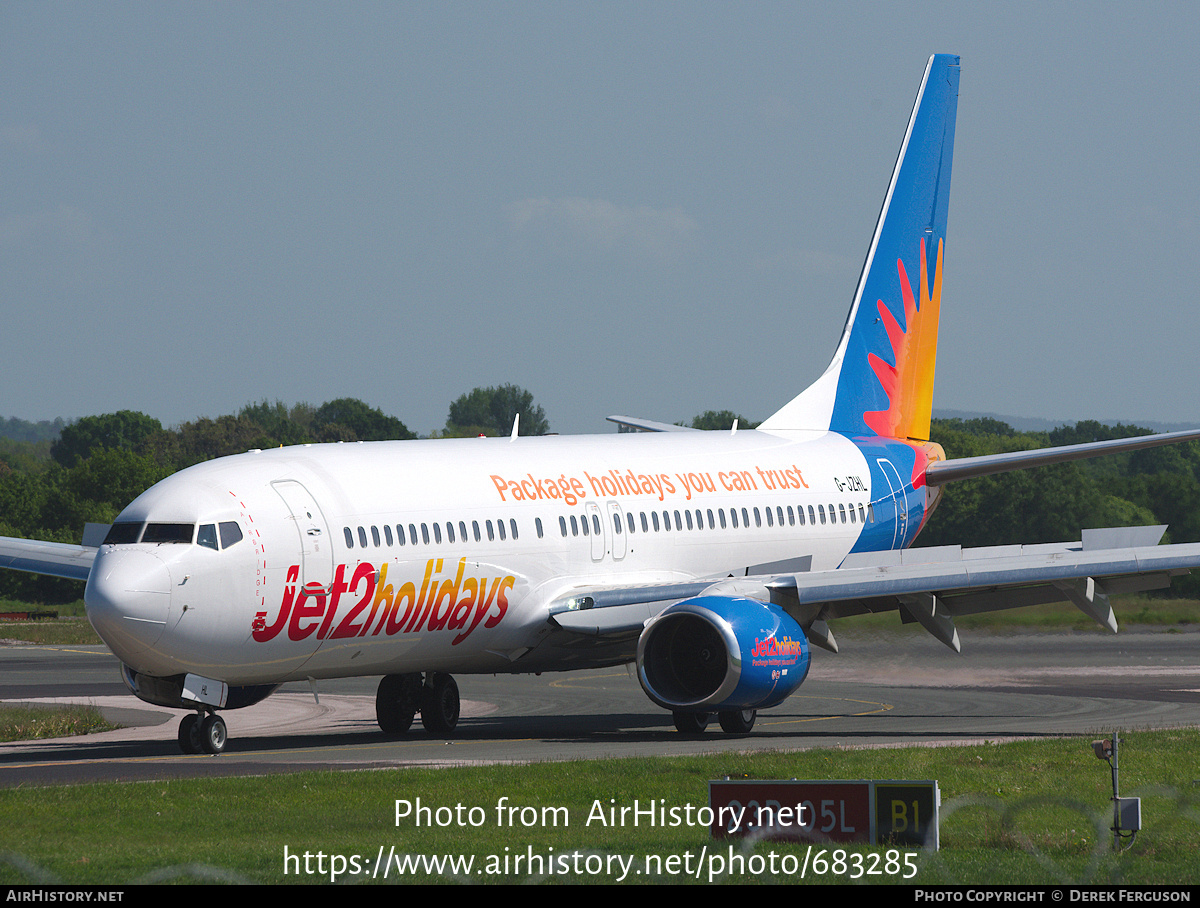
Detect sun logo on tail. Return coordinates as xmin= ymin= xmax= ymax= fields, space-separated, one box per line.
xmin=862 ymin=237 xmax=943 ymax=442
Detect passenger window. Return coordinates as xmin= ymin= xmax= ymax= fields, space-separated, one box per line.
xmin=818 ymin=506 xmax=826 ymax=525
xmin=410 ymin=524 xmax=419 ymax=545
xmin=497 ymin=520 xmax=506 ymax=541
xmin=839 ymin=503 xmax=847 ymax=523
xmin=372 ymin=526 xmax=381 ymax=547
xmin=397 ymin=525 xmax=406 ymax=546
xmin=433 ymin=523 xmax=442 ymax=544
xmin=198 ymin=524 xmax=218 ymax=550
xmin=510 ymin=518 xmax=518 ymax=540
xmin=536 ymin=517 xmax=544 ymax=539
xmin=445 ymin=522 xmax=455 ymax=544
xmin=580 ymin=515 xmax=589 ymax=537
xmin=421 ymin=524 xmax=430 ymax=545
xmin=358 ymin=527 xmax=368 ymax=548
xmin=569 ymin=516 xmax=578 ymax=537
xmin=344 ymin=527 xmax=354 ymax=548
xmin=385 ymin=525 xmax=394 ymax=545
xmin=559 ymin=516 xmax=568 ymax=537
xmin=731 ymin=509 xmax=738 ymax=529
xmin=473 ymin=520 xmax=482 ymax=542
xmin=487 ymin=520 xmax=495 ymax=541
xmin=627 ymin=513 xmax=636 ymax=534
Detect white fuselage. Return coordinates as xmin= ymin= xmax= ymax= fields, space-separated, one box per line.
xmin=85 ymin=429 xmax=899 ymax=687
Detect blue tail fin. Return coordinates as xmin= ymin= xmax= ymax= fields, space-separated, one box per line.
xmin=760 ymin=54 xmax=959 ymax=442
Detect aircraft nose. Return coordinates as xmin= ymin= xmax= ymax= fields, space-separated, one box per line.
xmin=85 ymin=549 xmax=173 ymax=659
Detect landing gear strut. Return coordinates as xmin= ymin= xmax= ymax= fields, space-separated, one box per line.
xmin=375 ymin=672 xmax=460 ymax=737
xmin=177 ymin=711 xmax=227 ymax=754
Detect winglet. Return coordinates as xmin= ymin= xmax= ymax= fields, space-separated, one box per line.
xmin=760 ymin=54 xmax=959 ymax=442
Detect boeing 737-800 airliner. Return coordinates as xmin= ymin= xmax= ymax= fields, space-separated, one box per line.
xmin=5 ymin=54 xmax=1200 ymax=755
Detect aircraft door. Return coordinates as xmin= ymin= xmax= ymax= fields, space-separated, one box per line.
xmin=606 ymin=500 xmax=627 ymax=561
xmin=875 ymin=459 xmax=909 ymax=549
xmin=585 ymin=501 xmax=605 ymax=562
xmin=272 ymin=480 xmax=335 ymax=593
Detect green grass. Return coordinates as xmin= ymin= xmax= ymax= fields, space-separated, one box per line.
xmin=0 ymin=704 xmax=117 ymax=742
xmin=0 ymin=618 xmax=101 ymax=645
xmin=1 ymin=730 xmax=1198 ymax=885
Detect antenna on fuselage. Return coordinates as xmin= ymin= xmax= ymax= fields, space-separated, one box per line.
xmin=510 ymin=414 xmax=520 ymax=441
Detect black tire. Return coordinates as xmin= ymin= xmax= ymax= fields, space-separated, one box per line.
xmin=200 ymin=714 xmax=227 ymax=754
xmin=420 ymin=673 xmax=460 ymax=735
xmin=672 ymin=710 xmax=711 ymax=734
xmin=718 ymin=708 xmax=756 ymax=735
xmin=376 ymin=673 xmax=421 ymax=735
xmin=177 ymin=714 xmax=201 ymax=754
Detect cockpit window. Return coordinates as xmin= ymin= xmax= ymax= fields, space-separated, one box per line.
xmin=104 ymin=522 xmax=144 ymax=545
xmin=197 ymin=524 xmax=218 ymax=550
xmin=219 ymin=521 xmax=243 ymax=549
xmin=142 ymin=523 xmax=195 ymax=544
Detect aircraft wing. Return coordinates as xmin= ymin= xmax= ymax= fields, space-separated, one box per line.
xmin=545 ymin=525 xmax=1200 ymax=653
xmin=0 ymin=535 xmax=97 ymax=582
xmin=605 ymin=415 xmax=701 ymax=433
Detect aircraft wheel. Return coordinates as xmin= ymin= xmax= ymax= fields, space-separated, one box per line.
xmin=376 ymin=673 xmax=421 ymax=735
xmin=718 ymin=708 xmax=756 ymax=735
xmin=177 ymin=714 xmax=202 ymax=754
xmin=200 ymin=714 xmax=227 ymax=755
xmin=420 ymin=673 xmax=460 ymax=735
xmin=672 ymin=710 xmax=711 ymax=735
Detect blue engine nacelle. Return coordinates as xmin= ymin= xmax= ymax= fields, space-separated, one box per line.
xmin=636 ymin=596 xmax=810 ymax=712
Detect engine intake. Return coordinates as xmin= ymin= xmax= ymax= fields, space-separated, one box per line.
xmin=637 ymin=596 xmax=810 ymax=712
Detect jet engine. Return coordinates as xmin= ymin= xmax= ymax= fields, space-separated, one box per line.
xmin=636 ymin=596 xmax=810 ymax=712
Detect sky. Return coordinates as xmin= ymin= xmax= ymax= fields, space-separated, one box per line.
xmin=3 ymin=3 xmax=1199 ymax=437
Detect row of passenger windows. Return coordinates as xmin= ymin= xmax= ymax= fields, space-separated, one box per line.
xmin=343 ymin=500 xmax=873 ymax=550
xmin=560 ymin=501 xmax=873 ymax=538
xmin=344 ymin=517 xmax=522 ymax=550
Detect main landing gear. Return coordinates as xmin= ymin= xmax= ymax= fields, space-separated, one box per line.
xmin=178 ymin=710 xmax=227 ymax=754
xmin=376 ymin=672 xmax=460 ymax=737
xmin=672 ymin=708 xmax=757 ymax=736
